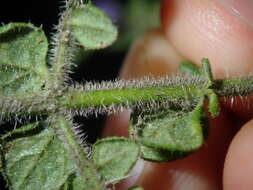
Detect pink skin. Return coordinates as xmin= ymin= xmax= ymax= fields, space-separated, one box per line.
xmin=104 ymin=0 xmax=253 ymax=189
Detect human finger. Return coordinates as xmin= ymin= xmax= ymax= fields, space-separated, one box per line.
xmin=223 ymin=119 xmax=253 ymax=190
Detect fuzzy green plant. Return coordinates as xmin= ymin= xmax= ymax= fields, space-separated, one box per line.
xmin=0 ymin=1 xmax=253 ymax=190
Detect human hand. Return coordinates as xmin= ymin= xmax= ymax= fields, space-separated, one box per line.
xmin=104 ymin=0 xmax=253 ymax=189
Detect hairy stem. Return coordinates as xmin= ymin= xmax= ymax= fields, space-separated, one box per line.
xmin=60 ymin=75 xmax=253 ymax=112
xmin=49 ymin=0 xmax=82 ymax=88
xmin=51 ymin=116 xmax=105 ymax=189
xmin=62 ymin=85 xmax=201 ymax=109
xmin=215 ymin=76 xmax=253 ymax=96
xmin=1 ymin=75 xmax=253 ymax=117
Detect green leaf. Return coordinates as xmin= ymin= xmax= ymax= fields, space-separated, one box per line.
xmin=179 ymin=59 xmax=220 ymax=118
xmin=179 ymin=61 xmax=201 ymax=75
xmin=1 ymin=122 xmax=75 ymax=190
xmin=92 ymin=136 xmax=140 ymax=183
xmin=206 ymin=89 xmax=219 ymax=118
xmin=209 ymin=92 xmax=219 ymax=117
xmin=60 ymin=174 xmax=88 ymax=190
xmin=201 ymin=58 xmax=214 ymax=85
xmin=0 ymin=23 xmax=49 ymax=96
xmin=0 ymin=120 xmax=101 ymax=190
xmin=139 ymin=144 xmax=188 ymax=162
xmin=67 ymin=4 xmax=118 ymax=50
xmin=130 ymin=102 xmax=208 ymax=161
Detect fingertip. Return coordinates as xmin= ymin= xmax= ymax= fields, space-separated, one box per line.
xmin=161 ymin=0 xmax=253 ymax=116
xmin=224 ymin=119 xmax=253 ymax=190
xmin=161 ymin=0 xmax=253 ymax=78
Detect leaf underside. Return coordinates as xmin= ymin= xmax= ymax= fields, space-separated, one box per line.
xmin=139 ymin=144 xmax=189 ymax=162
xmin=92 ymin=136 xmax=140 ymax=183
xmin=0 ymin=121 xmax=88 ymax=190
xmin=67 ymin=4 xmax=118 ymax=50
xmin=0 ymin=23 xmax=49 ymax=96
xmin=130 ymin=102 xmax=208 ymax=162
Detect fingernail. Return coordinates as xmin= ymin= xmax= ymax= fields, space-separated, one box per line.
xmin=215 ymin=0 xmax=253 ymax=28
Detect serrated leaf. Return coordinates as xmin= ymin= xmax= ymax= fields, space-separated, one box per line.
xmin=67 ymin=4 xmax=118 ymax=50
xmin=92 ymin=136 xmax=140 ymax=183
xmin=0 ymin=23 xmax=49 ymax=96
xmin=130 ymin=103 xmax=208 ymax=161
xmin=0 ymin=120 xmax=98 ymax=190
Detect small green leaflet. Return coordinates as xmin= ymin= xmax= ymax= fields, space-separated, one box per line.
xmin=179 ymin=59 xmax=220 ymax=118
xmin=179 ymin=60 xmax=201 ymax=75
xmin=92 ymin=136 xmax=140 ymax=183
xmin=0 ymin=23 xmax=49 ymax=96
xmin=130 ymin=101 xmax=208 ymax=162
xmin=206 ymin=89 xmax=219 ymax=118
xmin=67 ymin=4 xmax=118 ymax=50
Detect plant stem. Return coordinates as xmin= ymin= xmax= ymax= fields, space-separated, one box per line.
xmin=62 ymin=85 xmax=201 ymax=109
xmin=50 ymin=0 xmax=81 ymax=88
xmin=51 ymin=116 xmax=105 ymax=190
xmin=60 ymin=75 xmax=253 ymax=112
xmin=215 ymin=76 xmax=253 ymax=96
xmin=2 ymin=75 xmax=253 ymax=117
